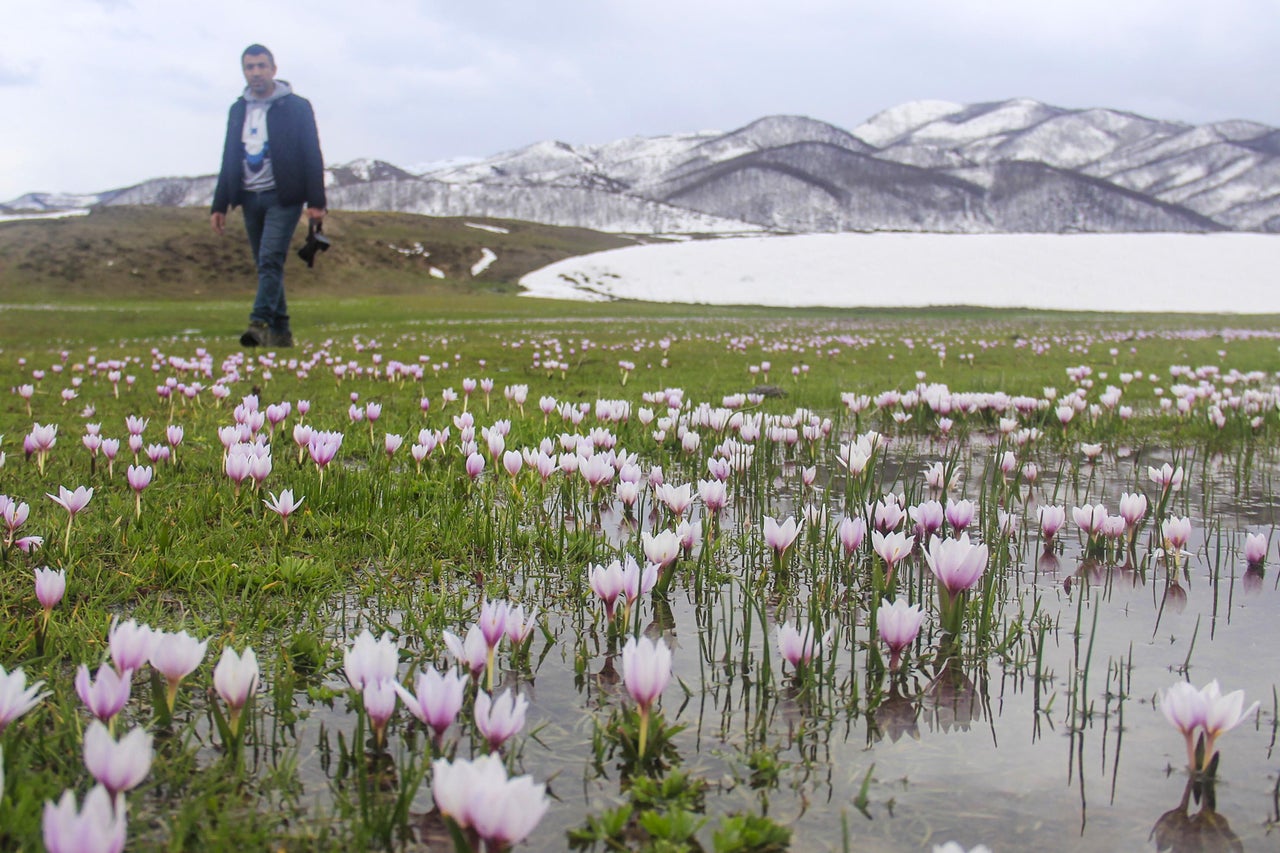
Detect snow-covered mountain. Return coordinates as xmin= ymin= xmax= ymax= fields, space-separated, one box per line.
xmin=5 ymin=99 xmax=1279 ymax=233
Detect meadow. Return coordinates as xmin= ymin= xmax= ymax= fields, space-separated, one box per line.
xmin=1 ymin=287 xmax=1279 ymax=852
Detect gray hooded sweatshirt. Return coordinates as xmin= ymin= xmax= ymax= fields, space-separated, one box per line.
xmin=241 ymin=79 xmax=294 ymax=192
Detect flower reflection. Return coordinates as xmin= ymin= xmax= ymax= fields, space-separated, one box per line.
xmin=594 ymin=654 xmax=621 ymax=695
xmin=776 ymin=682 xmax=813 ymax=737
xmin=1241 ymin=565 xmax=1264 ymax=597
xmin=1163 ymin=581 xmax=1188 ymax=615
xmin=873 ymin=686 xmax=921 ymax=743
xmin=923 ymin=656 xmax=983 ymax=734
xmin=1036 ymin=551 xmax=1061 ymax=576
xmin=1077 ymin=557 xmax=1107 ymax=587
xmin=1150 ymin=777 xmax=1242 ymax=853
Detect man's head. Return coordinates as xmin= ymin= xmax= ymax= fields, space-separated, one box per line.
xmin=241 ymin=45 xmax=277 ymax=98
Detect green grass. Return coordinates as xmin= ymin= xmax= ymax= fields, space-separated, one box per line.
xmin=1 ymin=215 xmax=1278 ymax=850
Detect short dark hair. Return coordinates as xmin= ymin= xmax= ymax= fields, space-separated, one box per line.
xmin=241 ymin=44 xmax=275 ymax=65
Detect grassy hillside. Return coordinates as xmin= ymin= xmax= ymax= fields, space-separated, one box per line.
xmin=0 ymin=207 xmax=634 ymax=301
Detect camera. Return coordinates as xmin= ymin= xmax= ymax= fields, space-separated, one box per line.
xmin=297 ymin=220 xmax=331 ymax=267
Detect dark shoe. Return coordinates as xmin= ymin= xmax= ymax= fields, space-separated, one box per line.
xmin=239 ymin=322 xmax=269 ymax=347
xmin=269 ymin=329 xmax=295 ymax=348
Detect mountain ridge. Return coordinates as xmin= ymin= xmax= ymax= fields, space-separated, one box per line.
xmin=5 ymin=99 xmax=1279 ymax=234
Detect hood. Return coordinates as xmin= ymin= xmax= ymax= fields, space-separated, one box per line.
xmin=242 ymin=78 xmax=294 ymax=104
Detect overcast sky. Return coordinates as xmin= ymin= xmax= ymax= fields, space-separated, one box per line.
xmin=4 ymin=0 xmax=1278 ymax=201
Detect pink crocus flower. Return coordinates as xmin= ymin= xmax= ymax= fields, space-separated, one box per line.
xmin=477 ymin=600 xmax=510 ymax=689
xmin=616 ymin=481 xmax=640 ymax=508
xmin=384 ymin=433 xmax=404 ymax=458
xmin=878 ymin=598 xmax=926 ymax=670
xmin=762 ymin=515 xmax=802 ymax=559
xmin=998 ymin=451 xmax=1018 ymax=479
xmin=363 ymin=680 xmax=398 ymax=749
xmin=621 ymin=555 xmax=658 ymax=613
xmin=1038 ymin=505 xmax=1066 ymax=543
xmin=292 ymin=423 xmax=315 ymax=461
xmin=2 ymin=496 xmax=31 ymax=546
xmin=1148 ymin=463 xmax=1185 ymax=494
xmin=589 ymin=560 xmax=626 ymax=621
xmin=1243 ymin=532 xmax=1268 ymax=566
xmin=776 ymin=620 xmax=833 ymax=670
xmin=676 ymin=519 xmax=700 ymax=556
xmin=1117 ymin=492 xmax=1148 ymax=529
xmin=431 ymin=754 xmax=548 ymax=847
xmin=14 ymin=535 xmax=43 ymax=554
xmin=924 ymin=533 xmax=989 ymax=596
xmin=1199 ymin=680 xmax=1259 ymax=768
xmin=35 ymin=567 xmax=66 ymax=623
xmin=165 ymin=424 xmax=183 ymax=461
xmin=0 ymin=664 xmax=48 ymax=732
xmin=579 ymin=454 xmax=614 ymax=491
xmin=263 ymin=489 xmax=304 ymax=535
xmin=442 ymin=625 xmax=488 ymax=677
xmin=1160 ymin=680 xmax=1206 ymax=771
xmin=47 ymin=485 xmax=93 ymax=550
xmin=871 ymin=496 xmax=905 ymax=532
xmin=306 ymin=430 xmax=343 ymax=476
xmin=909 ymin=500 xmax=945 ymax=539
xmin=343 ymin=630 xmax=399 ymax=692
xmin=698 ymin=478 xmax=728 ymax=513
xmin=247 ymin=451 xmax=272 ymax=488
xmin=620 ymin=635 xmax=671 ymax=758
xmin=504 ymin=604 xmax=539 ymax=645
xmin=871 ymin=529 xmax=916 ymax=582
xmin=1162 ymin=516 xmax=1192 ymax=552
xmin=1072 ymin=504 xmax=1108 ymax=539
xmin=29 ymin=423 xmax=58 ymax=475
xmin=502 ymin=449 xmax=523 ymax=478
xmin=465 ymin=452 xmax=485 ymax=480
xmin=108 ymin=619 xmax=157 ymax=675
xmin=656 ymin=482 xmax=694 ymax=517
xmin=83 ymin=721 xmax=153 ymax=798
xmin=212 ymin=646 xmax=259 ymax=736
xmin=224 ymin=446 xmax=252 ymax=494
xmin=620 ymin=636 xmax=672 ymax=711
xmin=394 ymin=665 xmax=467 ymax=743
xmin=474 ymin=689 xmax=529 ymax=751
xmin=265 ymin=403 xmax=290 ymax=433
xmin=100 ymin=435 xmax=120 ymax=473
xmin=126 ymin=464 xmax=152 ymax=519
xmin=42 ymin=785 xmax=127 ymax=853
xmin=75 ymin=664 xmax=131 ymax=724
xmin=642 ymin=529 xmax=681 ymax=572
xmin=837 ymin=515 xmax=867 ymax=556
xmin=944 ymin=499 xmax=977 ymax=535
xmin=149 ymin=630 xmax=208 ymax=714
xmin=1102 ymin=514 xmax=1127 ymax=541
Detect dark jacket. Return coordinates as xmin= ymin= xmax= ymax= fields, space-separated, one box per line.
xmin=212 ymin=92 xmax=326 ymax=214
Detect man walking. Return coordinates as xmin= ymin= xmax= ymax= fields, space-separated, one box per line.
xmin=211 ymin=44 xmax=326 ymax=348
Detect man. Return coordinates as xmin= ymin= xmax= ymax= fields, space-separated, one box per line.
xmin=211 ymin=44 xmax=326 ymax=348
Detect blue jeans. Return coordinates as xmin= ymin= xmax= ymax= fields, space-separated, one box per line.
xmin=241 ymin=190 xmax=302 ymax=334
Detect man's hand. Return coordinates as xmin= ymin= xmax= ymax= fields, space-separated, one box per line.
xmin=211 ymin=212 xmax=225 ymax=236
xmin=306 ymin=207 xmax=326 ymax=223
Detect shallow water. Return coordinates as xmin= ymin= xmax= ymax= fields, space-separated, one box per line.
xmin=267 ymin=435 xmax=1279 ymax=851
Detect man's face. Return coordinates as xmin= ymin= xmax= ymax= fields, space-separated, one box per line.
xmin=242 ymin=53 xmax=277 ymax=97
